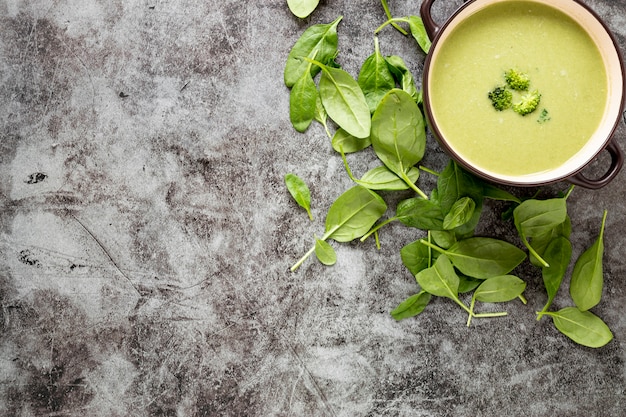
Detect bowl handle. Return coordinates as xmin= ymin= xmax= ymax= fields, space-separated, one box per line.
xmin=419 ymin=0 xmax=440 ymax=40
xmin=420 ymin=0 xmax=471 ymax=40
xmin=568 ymin=139 xmax=624 ymax=189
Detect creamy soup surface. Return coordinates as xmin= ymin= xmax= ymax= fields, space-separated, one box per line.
xmin=429 ymin=1 xmax=608 ymax=177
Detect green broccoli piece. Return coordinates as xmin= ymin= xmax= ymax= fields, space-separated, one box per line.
xmin=504 ymin=69 xmax=530 ymax=91
xmin=512 ymin=90 xmax=541 ymax=116
xmin=488 ymin=86 xmax=513 ymax=111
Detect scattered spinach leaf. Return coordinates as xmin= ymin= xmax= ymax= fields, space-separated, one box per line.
xmin=443 ymin=197 xmax=476 ymax=230
xmin=289 ymin=67 xmax=318 ymax=132
xmin=537 ymin=236 xmax=572 ymax=319
xmin=421 ymin=237 xmax=526 ymax=279
xmin=332 ymin=128 xmax=371 ymax=154
xmin=385 ymin=55 xmax=419 ymax=102
xmin=370 ymin=89 xmax=427 ymax=197
xmin=287 ymin=0 xmax=320 ymax=19
xmin=400 ymin=239 xmax=433 ymax=276
xmin=315 ymin=238 xmax=337 ymax=265
xmin=570 ymin=210 xmax=607 ymax=311
xmin=391 ymin=291 xmax=431 ymax=320
xmin=544 ymin=307 xmax=613 ymax=348
xmin=285 ymin=173 xmax=313 ymax=220
xmin=284 ymin=16 xmax=342 ymax=88
xmin=358 ymin=37 xmax=396 ymax=113
xmin=307 ymin=58 xmax=372 ymax=139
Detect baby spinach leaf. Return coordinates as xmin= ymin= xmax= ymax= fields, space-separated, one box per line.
xmin=324 ymin=185 xmax=387 ymax=242
xmin=473 ymin=275 xmax=526 ymax=303
xmin=443 ymin=197 xmax=476 ymax=230
xmin=400 ymin=239 xmax=433 ymax=276
xmin=529 ymin=216 xmax=571 ymax=267
xmin=289 ymin=69 xmax=318 ymax=132
xmin=395 ymin=197 xmax=444 ymax=231
xmin=406 ymin=16 xmax=431 ymax=54
xmin=284 ymin=16 xmax=342 ymax=88
xmin=357 ymin=166 xmax=420 ymax=191
xmin=481 ymin=183 xmax=521 ymax=203
xmin=285 ymin=173 xmax=313 ymax=220
xmin=458 ymin=274 xmax=482 ymax=293
xmin=391 ymin=291 xmax=431 ymax=320
xmin=570 ymin=210 xmax=607 ymax=311
xmin=332 ymin=128 xmax=371 ymax=154
xmin=312 ymin=60 xmax=371 ymax=139
xmin=537 ymin=236 xmax=572 ymax=318
xmin=371 ymin=89 xmax=427 ymax=197
xmin=436 ymin=160 xmax=484 ymax=236
xmin=315 ymin=238 xmax=337 ymax=265
xmin=421 ymin=237 xmax=526 ymax=279
xmin=415 ymin=254 xmax=459 ymax=300
xmin=290 ymin=185 xmax=386 ymax=271
xmin=287 ymin=0 xmax=320 ymax=19
xmin=514 ymin=197 xmax=568 ymax=267
xmin=314 ymin=93 xmax=331 ymax=137
xmin=358 ymin=37 xmax=396 ymax=113
xmin=385 ymin=55 xmax=419 ymax=102
xmin=545 ymin=307 xmax=613 ymax=348
xmin=430 ymin=230 xmax=457 ymax=249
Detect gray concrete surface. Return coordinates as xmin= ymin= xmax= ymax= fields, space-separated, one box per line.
xmin=1 ymin=0 xmax=626 ymax=415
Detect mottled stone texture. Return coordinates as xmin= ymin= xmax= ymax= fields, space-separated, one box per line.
xmin=1 ymin=0 xmax=626 ymax=415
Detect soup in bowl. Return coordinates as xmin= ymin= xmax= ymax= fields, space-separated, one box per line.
xmin=421 ymin=0 xmax=624 ymax=188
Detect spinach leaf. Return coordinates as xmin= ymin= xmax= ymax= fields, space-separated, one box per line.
xmin=358 ymin=37 xmax=396 ymax=113
xmin=324 ymin=186 xmax=387 ymax=242
xmin=371 ymin=89 xmax=427 ymax=197
xmin=528 ymin=215 xmax=571 ymax=267
xmin=287 ymin=0 xmax=320 ymax=19
xmin=384 ymin=55 xmax=419 ymax=102
xmin=406 ymin=16 xmax=431 ymax=54
xmin=284 ymin=173 xmax=313 ymax=220
xmin=537 ymin=236 xmax=572 ymax=319
xmin=291 ymin=185 xmax=386 ymax=271
xmin=421 ymin=237 xmax=527 ymax=279
xmin=513 ymin=197 xmax=568 ymax=267
xmin=400 ymin=239 xmax=433 ymax=276
xmin=358 ymin=166 xmax=420 ymax=191
xmin=458 ymin=274 xmax=482 ymax=293
xmin=430 ymin=230 xmax=457 ymax=249
xmin=436 ymin=160 xmax=484 ymax=236
xmin=545 ymin=307 xmax=613 ymax=348
xmin=391 ymin=291 xmax=431 ymax=320
xmin=315 ymin=238 xmax=336 ymax=265
xmin=473 ymin=275 xmax=526 ymax=303
xmin=443 ymin=197 xmax=476 ymax=230
xmin=332 ymin=128 xmax=371 ymax=154
xmin=312 ymin=60 xmax=371 ymax=139
xmin=415 ymin=254 xmax=459 ymax=300
xmin=314 ymin=93 xmax=331 ymax=137
xmin=395 ymin=197 xmax=444 ymax=231
xmin=481 ymin=183 xmax=521 ymax=203
xmin=284 ymin=16 xmax=342 ymax=88
xmin=570 ymin=210 xmax=607 ymax=311
xmin=289 ymin=69 xmax=318 ymax=132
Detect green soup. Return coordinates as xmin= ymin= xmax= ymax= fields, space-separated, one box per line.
xmin=429 ymin=1 xmax=608 ymax=177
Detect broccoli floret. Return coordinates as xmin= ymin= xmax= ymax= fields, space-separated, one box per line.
xmin=504 ymin=69 xmax=530 ymax=91
xmin=512 ymin=90 xmax=541 ymax=116
xmin=488 ymin=86 xmax=513 ymax=111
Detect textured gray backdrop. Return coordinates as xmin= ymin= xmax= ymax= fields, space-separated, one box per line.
xmin=1 ymin=0 xmax=626 ymax=416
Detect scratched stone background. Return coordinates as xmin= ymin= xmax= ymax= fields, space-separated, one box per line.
xmin=1 ymin=0 xmax=626 ymax=415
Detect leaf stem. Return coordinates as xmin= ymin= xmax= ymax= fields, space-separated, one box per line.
xmin=401 ymin=171 xmax=429 ymax=199
xmin=523 ymin=235 xmax=550 ymax=267
xmin=379 ymin=1 xmax=409 ymax=35
xmin=290 ymin=244 xmax=316 ymax=272
xmin=361 ymin=217 xmax=398 ymax=241
xmin=418 ymin=238 xmax=445 ymax=255
xmin=375 ymin=17 xmax=409 ymax=36
xmin=419 ymin=165 xmax=440 ymax=177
